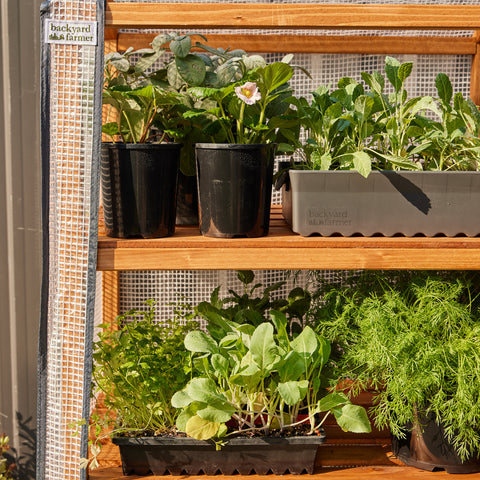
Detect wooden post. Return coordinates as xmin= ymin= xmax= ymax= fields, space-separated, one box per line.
xmin=470 ymin=31 xmax=480 ymax=105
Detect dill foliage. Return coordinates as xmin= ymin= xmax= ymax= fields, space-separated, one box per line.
xmin=315 ymin=273 xmax=480 ymax=461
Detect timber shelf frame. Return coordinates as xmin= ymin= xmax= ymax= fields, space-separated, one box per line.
xmin=97 ymin=206 xmax=480 ymax=271
xmin=95 ymin=3 xmax=480 ymax=479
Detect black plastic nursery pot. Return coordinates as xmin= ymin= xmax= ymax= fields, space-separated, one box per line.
xmin=195 ymin=143 xmax=276 ymax=238
xmin=101 ymin=143 xmax=181 ymax=238
xmin=175 ymin=170 xmax=199 ymax=226
xmin=281 ymin=170 xmax=480 ymax=237
xmin=392 ymin=414 xmax=480 ymax=474
xmin=112 ymin=433 xmax=326 ymax=476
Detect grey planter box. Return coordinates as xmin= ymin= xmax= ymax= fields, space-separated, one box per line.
xmin=281 ymin=170 xmax=480 ymax=237
xmin=112 ymin=434 xmax=325 ymax=475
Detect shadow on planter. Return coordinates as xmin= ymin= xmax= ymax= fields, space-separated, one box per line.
xmin=279 ymin=170 xmax=480 ymax=237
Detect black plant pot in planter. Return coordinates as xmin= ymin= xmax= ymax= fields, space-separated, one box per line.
xmin=112 ymin=433 xmax=326 ymax=476
xmin=176 ymin=170 xmax=199 ymax=226
xmin=195 ymin=143 xmax=276 ymax=238
xmin=392 ymin=413 xmax=480 ymax=474
xmin=101 ymin=143 xmax=181 ymax=238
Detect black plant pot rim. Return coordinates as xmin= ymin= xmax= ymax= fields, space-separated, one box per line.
xmin=104 ymin=142 xmax=182 ymax=151
xmin=195 ymin=143 xmax=276 ymax=150
xmin=112 ymin=433 xmax=326 ymax=447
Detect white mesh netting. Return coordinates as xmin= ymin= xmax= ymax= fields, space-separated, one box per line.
xmin=43 ymin=1 xmax=99 ymax=479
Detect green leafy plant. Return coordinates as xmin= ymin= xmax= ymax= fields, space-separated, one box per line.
xmin=186 ymin=57 xmax=300 ymax=147
xmin=102 ymin=33 xmax=202 ymax=144
xmin=195 ymin=270 xmax=312 ymax=334
xmin=171 ymin=312 xmax=371 ymax=444
xmin=0 ymin=435 xmax=15 ymax=480
xmin=291 ymin=56 xmax=480 ymax=177
xmin=315 ymin=273 xmax=480 ymax=461
xmin=84 ymin=300 xmax=199 ymax=467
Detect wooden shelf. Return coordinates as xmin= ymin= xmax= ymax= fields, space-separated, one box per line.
xmin=97 ymin=206 xmax=480 ymax=271
xmin=105 ymin=3 xmax=480 ymax=30
xmin=89 ymin=465 xmax=480 ymax=480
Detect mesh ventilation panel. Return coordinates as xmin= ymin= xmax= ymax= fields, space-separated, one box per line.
xmin=39 ymin=1 xmax=102 ymax=479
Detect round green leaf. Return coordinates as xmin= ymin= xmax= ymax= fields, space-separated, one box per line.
xmin=175 ymin=55 xmax=206 ymax=86
xmin=186 ymin=415 xmax=220 ymax=440
xmin=334 ymin=404 xmax=372 ymax=434
xmin=184 ymin=330 xmax=218 ymax=353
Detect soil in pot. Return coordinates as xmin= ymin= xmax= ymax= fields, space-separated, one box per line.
xmin=101 ymin=143 xmax=181 ymax=238
xmin=195 ymin=143 xmax=276 ymax=238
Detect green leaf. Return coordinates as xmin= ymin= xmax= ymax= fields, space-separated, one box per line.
xmin=435 ymin=73 xmax=453 ymax=106
xmin=176 ymin=403 xmax=198 ymax=432
xmin=250 ymin=323 xmax=279 ymax=371
xmin=261 ymin=62 xmax=294 ymax=93
xmin=135 ymin=49 xmax=165 ymax=74
xmin=354 ymin=95 xmax=374 ymax=118
xmin=151 ymin=33 xmax=175 ymax=50
xmin=171 ymin=389 xmax=192 ymax=408
xmin=175 ymin=55 xmax=206 ymax=86
xmin=185 ymin=415 xmax=220 ymax=440
xmin=352 ymin=151 xmax=372 ymax=178
xmin=291 ymin=325 xmax=318 ymax=356
xmin=334 ymin=404 xmax=372 ymax=433
xmin=184 ymin=330 xmax=218 ymax=354
xmin=398 ymin=62 xmax=413 ymax=83
xmin=277 ymin=350 xmax=305 ymax=382
xmin=197 ymin=405 xmax=234 ymax=423
xmin=102 ymin=122 xmax=120 ymax=137
xmin=211 ymin=353 xmax=230 ymax=377
xmin=317 ymin=392 xmax=349 ymax=412
xmin=270 ymin=310 xmax=289 ymax=344
xmin=277 ymin=381 xmax=304 ymax=406
xmin=237 ymin=270 xmax=255 ymax=285
xmin=186 ymin=378 xmax=229 ymax=407
xmin=170 ymin=35 xmax=192 ymax=58
xmin=385 ymin=56 xmax=401 ymax=92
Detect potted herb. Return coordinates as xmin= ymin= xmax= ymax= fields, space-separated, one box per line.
xmin=86 ymin=300 xmax=199 ymax=470
xmin=112 ymin=273 xmax=371 ymax=475
xmin=102 ymin=34 xmax=208 ymax=238
xmin=279 ymin=56 xmax=480 ymax=236
xmin=188 ymin=57 xmax=299 ymax=237
xmin=315 ymin=272 xmax=480 ymax=473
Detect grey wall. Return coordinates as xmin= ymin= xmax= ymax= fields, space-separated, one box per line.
xmin=0 ymin=0 xmax=42 ymax=478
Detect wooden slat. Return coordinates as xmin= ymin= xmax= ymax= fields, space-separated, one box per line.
xmin=97 ymin=207 xmax=480 ymax=271
xmin=116 ymin=32 xmax=477 ymax=55
xmin=105 ymin=3 xmax=480 ymax=30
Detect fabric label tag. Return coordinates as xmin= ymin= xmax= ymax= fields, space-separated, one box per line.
xmin=45 ymin=20 xmax=97 ymax=46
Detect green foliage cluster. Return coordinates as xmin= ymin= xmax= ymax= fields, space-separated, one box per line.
xmin=168 ymin=271 xmax=370 ymax=443
xmin=292 ymin=56 xmax=480 ymax=177
xmin=172 ymin=312 xmax=370 ymax=444
xmin=195 ymin=270 xmax=311 ymax=334
xmin=314 ymin=272 xmax=480 ymax=461
xmin=186 ymin=58 xmax=299 ymax=146
xmin=92 ymin=300 xmax=199 ymax=436
xmin=0 ymin=435 xmax=14 ymax=480
xmin=102 ymin=33 xmax=294 ymax=172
